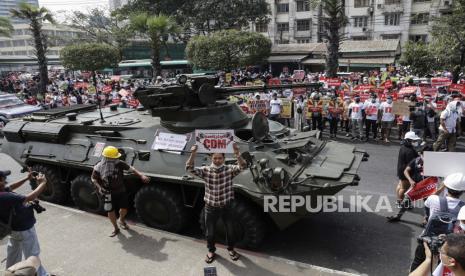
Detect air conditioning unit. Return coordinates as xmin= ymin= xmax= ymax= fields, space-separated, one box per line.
xmin=367 ymin=7 xmax=374 ymax=13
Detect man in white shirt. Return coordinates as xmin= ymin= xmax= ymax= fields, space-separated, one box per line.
xmin=433 ymin=100 xmax=462 ymax=152
xmin=268 ymin=93 xmax=282 ymax=122
xmin=380 ymin=96 xmax=395 ymax=142
xmin=364 ymin=95 xmax=380 ymax=141
xmin=348 ymin=95 xmax=365 ymax=140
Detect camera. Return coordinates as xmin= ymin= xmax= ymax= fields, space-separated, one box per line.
xmin=29 ymin=200 xmax=46 ymax=214
xmin=418 ymin=236 xmax=445 ymax=255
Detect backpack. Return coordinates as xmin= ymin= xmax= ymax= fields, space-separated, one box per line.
xmin=0 ymin=208 xmax=15 ymax=240
xmin=422 ymin=197 xmax=465 ymax=237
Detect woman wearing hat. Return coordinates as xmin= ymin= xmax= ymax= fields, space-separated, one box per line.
xmin=92 ymin=146 xmax=150 ymax=237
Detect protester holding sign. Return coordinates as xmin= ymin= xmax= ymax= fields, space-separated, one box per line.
xmin=185 ymin=143 xmax=247 ymax=264
xmin=433 ymin=100 xmax=462 ymax=152
xmin=294 ymin=95 xmax=306 ymax=131
xmin=348 ymin=96 xmax=365 ymax=140
xmin=268 ymin=93 xmax=282 ymax=121
xmin=327 ymin=96 xmax=343 ymax=138
xmin=364 ymin=94 xmax=380 ymax=141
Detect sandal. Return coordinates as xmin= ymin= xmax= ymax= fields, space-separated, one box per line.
xmin=205 ymin=253 xmax=215 ymax=264
xmin=228 ymin=250 xmax=240 ymax=261
xmin=118 ymin=220 xmax=129 ymax=230
xmin=109 ymin=228 xmax=120 ymax=237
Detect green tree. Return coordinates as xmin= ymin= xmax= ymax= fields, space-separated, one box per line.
xmin=130 ymin=13 xmax=180 ymax=79
xmin=60 ymin=43 xmax=119 ymax=86
xmin=10 ymin=2 xmax=55 ymax=95
xmin=400 ymin=42 xmax=438 ymax=77
xmin=317 ymin=0 xmax=348 ymax=78
xmin=430 ymin=0 xmax=465 ymax=82
xmin=118 ymin=0 xmax=270 ymax=38
xmin=186 ymin=30 xmax=271 ymax=71
xmin=67 ymin=8 xmax=132 ymax=60
xmin=0 ymin=17 xmax=13 ymax=37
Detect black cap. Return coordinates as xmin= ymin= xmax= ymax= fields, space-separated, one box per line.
xmin=0 ymin=170 xmax=11 ymax=178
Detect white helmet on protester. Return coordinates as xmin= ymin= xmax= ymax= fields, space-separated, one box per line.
xmin=444 ymin=172 xmax=465 ymax=191
xmin=404 ymin=131 xmax=421 ymax=140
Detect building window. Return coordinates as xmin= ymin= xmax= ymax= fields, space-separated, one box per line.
xmin=382 ymin=34 xmax=400 ymax=39
xmin=296 ymin=0 xmax=310 ymax=11
xmin=296 ymin=20 xmax=311 ymax=31
xmin=297 ymin=38 xmax=311 ymax=43
xmin=13 ymin=29 xmax=23 ymax=35
xmin=385 ymin=13 xmax=401 ymax=25
xmin=354 ymin=0 xmax=370 ymax=8
xmin=385 ymin=0 xmax=401 ymax=4
xmin=353 ymin=17 xmax=368 ymax=27
xmin=13 ymin=40 xmax=26 ymax=47
xmin=277 ymin=23 xmax=289 ymax=32
xmin=413 ymin=0 xmax=430 ymax=2
xmin=276 ymin=39 xmax=290 ymax=44
xmin=409 ymin=35 xmax=428 ymax=42
xmin=352 ymin=36 xmax=368 ymax=40
xmin=0 ymin=41 xmax=10 ymax=48
xmin=256 ymin=22 xmax=268 ymax=33
xmin=14 ymin=51 xmax=27 ymax=55
xmin=277 ymin=3 xmax=289 ymax=13
xmin=411 ymin=13 xmax=429 ymax=25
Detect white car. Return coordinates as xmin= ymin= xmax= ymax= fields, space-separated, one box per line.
xmin=0 ymin=93 xmax=42 ymax=128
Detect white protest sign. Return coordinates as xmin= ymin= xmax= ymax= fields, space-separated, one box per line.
xmin=423 ymin=151 xmax=465 ymax=177
xmin=195 ymin=129 xmax=235 ymax=154
xmin=152 ymin=132 xmax=188 ymax=152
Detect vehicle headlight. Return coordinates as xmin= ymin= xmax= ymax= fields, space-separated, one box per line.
xmin=270 ymin=167 xmax=289 ymax=191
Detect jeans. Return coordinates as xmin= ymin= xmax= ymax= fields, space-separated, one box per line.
xmin=365 ymin=119 xmax=378 ymax=139
xmin=204 ymin=203 xmax=236 ymax=253
xmin=433 ymin=130 xmax=457 ymax=152
xmin=351 ymin=119 xmax=363 ymax=138
xmin=312 ymin=115 xmax=323 ymax=131
xmin=427 ymin=122 xmax=436 ymax=140
xmin=6 ymin=226 xmax=47 ymax=276
xmin=329 ymin=117 xmax=339 ymax=135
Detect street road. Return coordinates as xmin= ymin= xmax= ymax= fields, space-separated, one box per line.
xmin=1 ymin=136 xmax=464 ymax=275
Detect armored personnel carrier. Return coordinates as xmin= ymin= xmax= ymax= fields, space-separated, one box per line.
xmin=0 ymin=75 xmax=367 ymax=248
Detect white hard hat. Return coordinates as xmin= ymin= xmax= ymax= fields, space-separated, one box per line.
xmin=458 ymin=206 xmax=465 ymax=220
xmin=404 ymin=131 xmax=421 ymax=140
xmin=444 ymin=172 xmax=465 ymax=191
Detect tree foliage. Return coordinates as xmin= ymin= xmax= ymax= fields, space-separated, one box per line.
xmin=400 ymin=42 xmax=438 ymax=76
xmin=186 ymin=30 xmax=271 ymax=71
xmin=430 ymin=0 xmax=465 ymax=82
xmin=318 ymin=0 xmax=348 ymax=78
xmin=67 ymin=8 xmax=132 ymax=60
xmin=130 ymin=13 xmax=180 ymax=79
xmin=61 ymin=43 xmax=119 ymax=85
xmin=10 ymin=2 xmax=55 ymax=95
xmin=117 ymin=0 xmax=270 ymax=36
xmin=0 ymin=17 xmax=13 ymax=37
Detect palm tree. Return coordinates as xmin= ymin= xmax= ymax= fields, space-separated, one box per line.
xmin=0 ymin=17 xmax=13 ymax=37
xmin=130 ymin=13 xmax=180 ymax=80
xmin=10 ymin=2 xmax=55 ymax=95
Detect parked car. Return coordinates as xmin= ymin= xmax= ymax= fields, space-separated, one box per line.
xmin=0 ymin=93 xmax=42 ymax=128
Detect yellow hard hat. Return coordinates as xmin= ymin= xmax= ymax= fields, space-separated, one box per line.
xmin=102 ymin=146 xmax=121 ymax=159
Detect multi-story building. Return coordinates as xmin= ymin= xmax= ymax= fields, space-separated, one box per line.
xmin=109 ymin=0 xmax=130 ymax=11
xmin=0 ymin=0 xmax=38 ymax=24
xmin=258 ymin=0 xmax=453 ymax=45
xmin=0 ymin=23 xmax=82 ymax=72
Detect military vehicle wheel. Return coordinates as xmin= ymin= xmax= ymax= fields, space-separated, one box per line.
xmin=134 ymin=185 xmax=188 ymax=233
xmin=31 ymin=164 xmax=66 ymax=203
xmin=199 ymin=200 xmax=267 ymax=249
xmin=70 ymin=174 xmax=104 ymax=214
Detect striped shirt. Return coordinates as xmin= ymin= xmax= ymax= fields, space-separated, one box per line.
xmin=186 ymin=164 xmax=242 ymax=207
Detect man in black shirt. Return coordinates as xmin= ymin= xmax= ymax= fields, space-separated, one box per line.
xmin=0 ymin=169 xmax=49 ymax=276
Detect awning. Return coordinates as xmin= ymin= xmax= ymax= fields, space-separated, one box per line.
xmin=301 ymin=57 xmax=395 ymax=67
xmin=267 ymin=55 xmax=308 ymax=63
xmin=118 ymin=59 xmax=189 ymax=68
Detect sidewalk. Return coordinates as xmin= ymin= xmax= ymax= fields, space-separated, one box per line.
xmin=0 ymin=202 xmax=359 ymax=276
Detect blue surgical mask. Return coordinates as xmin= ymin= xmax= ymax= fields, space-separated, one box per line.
xmin=460 ymin=222 xmax=465 ymax=231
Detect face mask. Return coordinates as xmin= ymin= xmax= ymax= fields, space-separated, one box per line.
xmin=460 ymin=222 xmax=465 ymax=231
xmin=371 ymin=99 xmax=376 ymax=103
xmin=411 ymin=141 xmax=420 ymax=147
xmin=211 ymin=163 xmax=224 ymax=169
xmin=387 ymin=99 xmax=392 ymax=104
